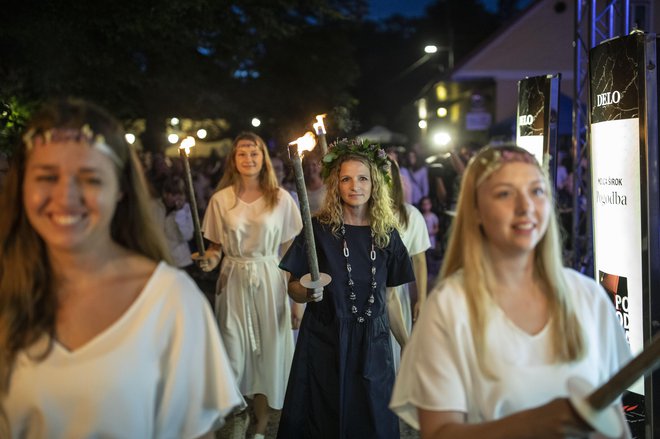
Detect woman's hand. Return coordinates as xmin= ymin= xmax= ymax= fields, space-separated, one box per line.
xmin=192 ymin=249 xmax=221 ymax=272
xmin=524 ymin=398 xmax=594 ymax=438
xmin=287 ymin=278 xmax=323 ymax=303
xmin=419 ymin=398 xmax=595 ymax=439
xmin=307 ymin=287 xmax=323 ymax=303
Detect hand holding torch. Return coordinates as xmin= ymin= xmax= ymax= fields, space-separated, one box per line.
xmin=288 ymin=132 xmax=331 ymax=299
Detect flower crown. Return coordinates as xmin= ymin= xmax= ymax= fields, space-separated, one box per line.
xmin=475 ymin=146 xmax=548 ymax=186
xmin=321 ymin=138 xmax=391 ymax=185
xmin=23 ymin=124 xmax=123 ymax=168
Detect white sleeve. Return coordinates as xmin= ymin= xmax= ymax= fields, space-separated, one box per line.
xmin=390 ymin=279 xmax=470 ymax=429
xmin=278 ymin=188 xmax=303 ymax=243
xmin=155 ymin=272 xmax=245 ymax=438
xmin=201 ymin=190 xmax=227 ymax=245
xmin=404 ymin=205 xmax=432 ymax=255
xmin=173 ymin=203 xmax=195 ymax=242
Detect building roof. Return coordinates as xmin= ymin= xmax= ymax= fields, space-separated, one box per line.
xmin=452 ymin=0 xmax=574 ymax=81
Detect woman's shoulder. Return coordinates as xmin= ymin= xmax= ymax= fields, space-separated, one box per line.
xmin=143 ymin=263 xmax=210 ymax=314
xmin=560 ymin=267 xmax=611 ymax=308
xmin=428 ymin=270 xmax=468 ymax=310
xmin=276 ymin=186 xmax=297 ymax=204
xmin=215 ymin=186 xmax=233 ymax=196
xmin=561 ymin=267 xmax=602 ymax=293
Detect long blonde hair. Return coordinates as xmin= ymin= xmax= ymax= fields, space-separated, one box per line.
xmin=387 ymin=157 xmax=410 ymax=229
xmin=0 ymin=99 xmax=171 ymax=431
xmin=440 ymin=145 xmax=584 ymax=376
xmin=316 ymin=154 xmax=397 ymax=248
xmin=216 ymin=132 xmax=279 ymax=210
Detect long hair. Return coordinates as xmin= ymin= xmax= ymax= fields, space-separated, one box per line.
xmin=316 ymin=154 xmax=397 ymax=248
xmin=388 ymin=158 xmax=410 ymax=229
xmin=440 ymin=145 xmax=584 ymax=377
xmin=216 ymin=132 xmax=279 ymax=210
xmin=0 ymin=99 xmax=171 ymax=424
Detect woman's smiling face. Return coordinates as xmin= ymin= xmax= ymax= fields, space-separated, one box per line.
xmin=22 ymin=139 xmax=121 ymax=253
xmin=475 ymin=161 xmax=550 ymax=258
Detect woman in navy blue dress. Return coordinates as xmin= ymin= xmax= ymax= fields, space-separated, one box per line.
xmin=277 ymin=138 xmax=414 ymax=438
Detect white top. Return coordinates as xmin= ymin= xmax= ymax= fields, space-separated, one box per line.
xmin=400 ymin=204 xmax=431 ymax=256
xmin=202 ymin=187 xmax=302 ymax=409
xmin=390 ymin=268 xmax=631 ymax=428
xmin=5 ymin=262 xmax=244 ymax=439
xmin=151 ymin=199 xmax=195 ymax=267
xmin=390 ymin=204 xmax=432 ymax=370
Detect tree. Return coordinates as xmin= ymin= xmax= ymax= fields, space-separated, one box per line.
xmin=0 ymin=0 xmax=366 ymax=151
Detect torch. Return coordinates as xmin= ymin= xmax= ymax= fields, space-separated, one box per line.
xmin=288 ymin=132 xmax=331 ymax=294
xmin=568 ymin=333 xmax=660 ymax=437
xmin=313 ymin=114 xmax=328 ymax=156
xmin=179 ymin=136 xmax=205 ymax=256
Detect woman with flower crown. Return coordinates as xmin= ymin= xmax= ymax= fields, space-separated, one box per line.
xmin=390 ymin=145 xmax=632 ymax=438
xmin=276 ymin=138 xmax=414 ymax=438
xmin=0 ymin=99 xmax=243 ymax=438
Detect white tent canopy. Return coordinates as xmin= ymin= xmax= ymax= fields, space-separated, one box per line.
xmin=356 ymin=125 xmax=408 ymax=144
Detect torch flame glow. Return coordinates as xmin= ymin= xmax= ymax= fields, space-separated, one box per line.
xmin=179 ymin=136 xmax=196 ymax=155
xmin=313 ymin=114 xmax=327 ymax=135
xmin=289 ymin=131 xmax=317 ymax=155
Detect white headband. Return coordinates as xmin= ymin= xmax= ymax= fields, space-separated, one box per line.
xmin=23 ymin=124 xmax=123 ymax=168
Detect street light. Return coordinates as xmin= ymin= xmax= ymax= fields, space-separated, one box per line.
xmin=396 ymin=44 xmax=454 ymax=81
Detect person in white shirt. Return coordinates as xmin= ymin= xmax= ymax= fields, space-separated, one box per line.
xmin=391 ymin=144 xmax=632 ymax=439
xmin=195 ymin=132 xmax=302 ymax=439
xmin=159 ymin=175 xmax=195 ymax=268
xmin=386 ymin=158 xmax=431 ymax=372
xmin=0 ymin=99 xmax=243 ymax=439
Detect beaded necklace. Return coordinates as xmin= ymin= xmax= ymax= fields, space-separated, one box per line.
xmin=340 ymin=224 xmax=376 ymax=323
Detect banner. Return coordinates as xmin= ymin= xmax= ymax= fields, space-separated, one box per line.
xmin=516 ymin=74 xmax=560 ymax=173
xmin=589 ymin=32 xmax=658 ymax=437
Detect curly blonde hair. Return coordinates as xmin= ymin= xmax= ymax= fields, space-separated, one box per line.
xmin=316 ymin=154 xmax=398 ymax=248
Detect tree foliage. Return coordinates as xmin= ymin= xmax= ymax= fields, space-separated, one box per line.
xmin=0 ymin=0 xmax=533 ymax=153
xmin=0 ymin=0 xmax=366 ymax=151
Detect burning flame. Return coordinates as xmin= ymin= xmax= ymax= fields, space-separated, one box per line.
xmin=289 ymin=131 xmax=317 ymax=155
xmin=179 ymin=136 xmax=196 ymax=155
xmin=313 ymin=114 xmax=327 ymax=135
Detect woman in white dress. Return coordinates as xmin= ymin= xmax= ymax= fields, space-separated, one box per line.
xmin=197 ymin=132 xmax=302 ymax=439
xmin=0 ymin=99 xmax=243 ymax=438
xmin=391 ymin=145 xmax=632 ymax=438
xmin=386 ymin=158 xmax=430 ymax=371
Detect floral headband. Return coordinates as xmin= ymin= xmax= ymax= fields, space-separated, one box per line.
xmin=23 ymin=124 xmax=123 ymax=168
xmin=475 ymin=146 xmax=547 ymax=186
xmin=321 ymin=138 xmax=392 ymax=185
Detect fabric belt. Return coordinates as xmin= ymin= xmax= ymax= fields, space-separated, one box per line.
xmin=224 ymin=254 xmax=278 ymax=354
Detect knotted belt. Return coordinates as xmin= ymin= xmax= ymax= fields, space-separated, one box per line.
xmin=224 ymin=254 xmax=278 ymax=355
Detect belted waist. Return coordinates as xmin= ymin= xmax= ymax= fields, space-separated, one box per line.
xmin=223 ymin=253 xmax=279 ymax=355
xmin=224 ymin=254 xmax=279 ymax=263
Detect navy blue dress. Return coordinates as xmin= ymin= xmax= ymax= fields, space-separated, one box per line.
xmin=277 ymin=219 xmax=414 ymax=439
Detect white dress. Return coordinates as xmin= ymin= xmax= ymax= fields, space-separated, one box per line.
xmin=4 ymin=262 xmax=244 ymax=439
xmin=390 ymin=268 xmax=632 ymax=428
xmin=390 ymin=204 xmax=431 ymax=371
xmin=202 ymin=187 xmax=302 ymax=409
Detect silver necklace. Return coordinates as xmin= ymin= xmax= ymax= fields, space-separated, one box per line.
xmin=340 ymin=224 xmax=376 ymax=323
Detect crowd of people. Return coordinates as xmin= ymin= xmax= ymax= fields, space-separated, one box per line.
xmin=0 ymin=98 xmax=632 ymax=439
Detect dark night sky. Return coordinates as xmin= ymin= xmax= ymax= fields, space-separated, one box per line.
xmin=368 ymin=0 xmax=502 ymax=20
